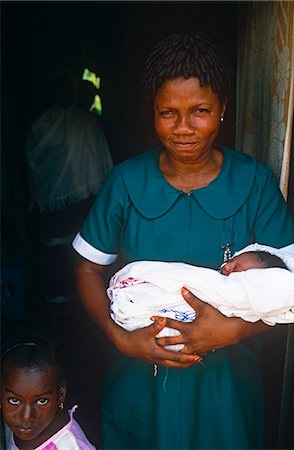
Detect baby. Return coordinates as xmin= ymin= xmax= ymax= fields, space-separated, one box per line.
xmin=0 ymin=333 xmax=96 ymax=449
xmin=107 ymin=244 xmax=294 ymax=351
xmin=219 ymin=250 xmax=287 ymax=274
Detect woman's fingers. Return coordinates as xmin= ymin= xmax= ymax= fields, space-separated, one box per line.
xmin=153 ymin=346 xmax=202 ymax=368
xmin=149 ymin=316 xmax=167 ymax=334
xmin=181 ymin=287 xmax=205 ymax=311
xmin=157 ymin=357 xmax=202 ymax=369
xmin=120 ymin=319 xmax=198 ymax=368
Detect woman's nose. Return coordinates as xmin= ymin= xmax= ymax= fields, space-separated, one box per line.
xmin=173 ymin=115 xmax=194 ymax=133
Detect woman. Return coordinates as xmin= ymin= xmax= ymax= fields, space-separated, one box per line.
xmin=72 ymin=32 xmax=294 ymax=449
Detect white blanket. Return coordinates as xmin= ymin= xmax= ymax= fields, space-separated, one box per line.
xmin=107 ymin=251 xmax=294 ymax=351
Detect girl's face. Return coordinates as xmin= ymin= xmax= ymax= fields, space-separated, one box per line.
xmin=154 ymin=77 xmax=226 ymax=163
xmin=1 ymin=365 xmax=65 ymax=444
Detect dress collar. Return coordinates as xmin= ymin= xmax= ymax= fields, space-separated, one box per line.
xmin=123 ymin=147 xmax=256 ymax=219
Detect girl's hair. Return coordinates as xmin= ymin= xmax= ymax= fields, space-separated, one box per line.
xmin=1 ymin=333 xmax=65 ymax=383
xmin=141 ymin=31 xmax=232 ymax=102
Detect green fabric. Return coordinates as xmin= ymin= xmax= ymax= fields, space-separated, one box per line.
xmin=103 ymin=345 xmax=264 ymax=449
xmin=80 ymin=147 xmax=294 ymax=449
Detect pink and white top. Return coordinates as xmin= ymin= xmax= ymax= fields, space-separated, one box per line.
xmin=8 ymin=405 xmax=96 ymax=450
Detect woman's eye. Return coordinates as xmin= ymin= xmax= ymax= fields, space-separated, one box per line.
xmin=159 ymin=110 xmax=174 ymax=117
xmin=8 ymin=398 xmax=20 ymax=405
xmin=37 ymin=398 xmax=49 ymax=405
xmin=196 ymin=108 xmax=210 ymax=115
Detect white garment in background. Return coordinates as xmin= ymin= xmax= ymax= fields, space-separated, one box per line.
xmin=25 ymin=106 xmax=113 ymax=213
xmin=108 ymin=246 xmax=294 ymax=351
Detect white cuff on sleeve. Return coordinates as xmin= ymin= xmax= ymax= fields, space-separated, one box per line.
xmin=72 ymin=233 xmax=118 ymax=265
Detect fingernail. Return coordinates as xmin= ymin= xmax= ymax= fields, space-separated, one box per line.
xmin=151 ymin=316 xmax=164 ymax=324
xmin=182 ymin=287 xmax=189 ymax=295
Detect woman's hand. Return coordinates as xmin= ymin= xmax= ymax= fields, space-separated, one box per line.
xmin=76 ymin=257 xmax=201 ymax=369
xmin=155 ymin=287 xmax=270 ymax=356
xmin=113 ymin=316 xmax=202 ymax=368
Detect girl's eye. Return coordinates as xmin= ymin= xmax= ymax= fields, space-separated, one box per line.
xmin=37 ymin=398 xmax=49 ymax=406
xmin=8 ymin=398 xmax=20 ymax=405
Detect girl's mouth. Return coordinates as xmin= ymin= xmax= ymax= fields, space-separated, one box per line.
xmin=17 ymin=426 xmax=34 ymax=434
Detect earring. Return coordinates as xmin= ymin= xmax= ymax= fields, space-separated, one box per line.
xmin=59 ymin=402 xmax=64 ymax=410
xmin=220 ymin=117 xmax=224 ymax=122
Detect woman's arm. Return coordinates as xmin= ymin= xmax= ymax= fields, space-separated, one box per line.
xmin=155 ymin=288 xmax=270 ymax=356
xmin=75 ymin=257 xmax=201 ymax=367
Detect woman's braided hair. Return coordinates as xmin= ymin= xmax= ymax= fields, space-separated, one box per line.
xmin=141 ymin=31 xmax=232 ymax=101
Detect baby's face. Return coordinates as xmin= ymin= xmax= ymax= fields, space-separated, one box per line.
xmin=1 ymin=365 xmax=63 ymax=444
xmin=221 ymin=252 xmax=263 ymax=276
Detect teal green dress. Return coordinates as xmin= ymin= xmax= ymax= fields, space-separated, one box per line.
xmin=78 ymin=147 xmax=294 ymax=449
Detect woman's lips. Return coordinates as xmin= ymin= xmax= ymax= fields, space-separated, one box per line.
xmin=172 ymin=142 xmax=198 ymax=151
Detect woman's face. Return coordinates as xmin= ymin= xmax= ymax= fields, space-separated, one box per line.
xmin=1 ymin=365 xmax=65 ymax=444
xmin=154 ymin=77 xmax=226 ymax=163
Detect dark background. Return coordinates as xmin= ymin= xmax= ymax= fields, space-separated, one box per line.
xmin=1 ymin=2 xmax=293 ymax=449
xmin=2 ymin=1 xmax=238 ymax=163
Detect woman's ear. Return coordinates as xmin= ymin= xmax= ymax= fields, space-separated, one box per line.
xmin=59 ymin=381 xmax=67 ymax=403
xmin=221 ymin=98 xmax=227 ymax=117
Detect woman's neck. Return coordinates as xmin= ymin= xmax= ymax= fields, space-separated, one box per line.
xmin=159 ymin=147 xmax=223 ymax=191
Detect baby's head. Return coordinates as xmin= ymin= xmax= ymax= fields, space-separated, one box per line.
xmin=221 ymin=251 xmax=288 ymax=276
xmin=0 ymin=334 xmax=66 ymax=447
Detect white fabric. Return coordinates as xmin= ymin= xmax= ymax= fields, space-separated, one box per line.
xmin=72 ymin=233 xmax=118 ymax=265
xmin=108 ymin=256 xmax=294 ymax=351
xmin=25 ymin=106 xmax=113 ymax=213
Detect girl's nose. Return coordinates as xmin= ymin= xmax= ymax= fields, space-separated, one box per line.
xmin=21 ymin=404 xmax=35 ymax=423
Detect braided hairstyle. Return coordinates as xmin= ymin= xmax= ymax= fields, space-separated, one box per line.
xmin=141 ymin=31 xmax=232 ymax=102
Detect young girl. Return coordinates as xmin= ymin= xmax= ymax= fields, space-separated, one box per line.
xmin=0 ymin=333 xmax=96 ymax=450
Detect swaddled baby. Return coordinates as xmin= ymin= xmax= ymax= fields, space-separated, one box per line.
xmin=107 ymin=243 xmax=294 ymax=351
